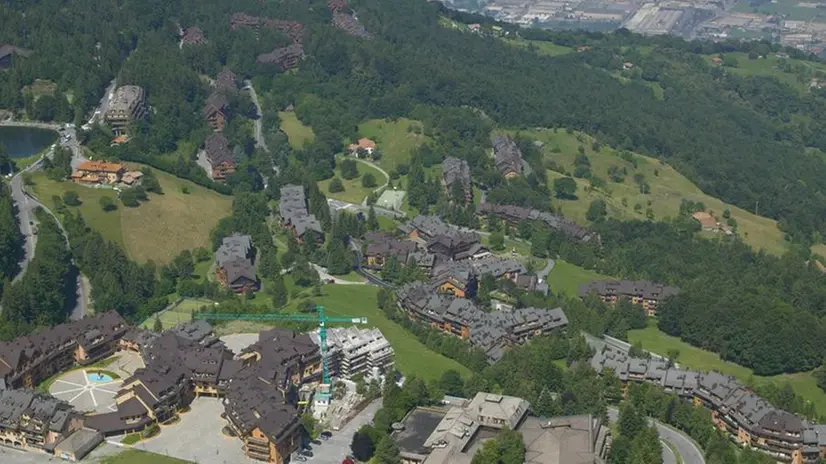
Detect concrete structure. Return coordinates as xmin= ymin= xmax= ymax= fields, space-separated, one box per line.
xmin=397 ymin=283 xmax=568 ymax=363
xmin=70 ymin=161 xmax=126 ymax=185
xmin=54 ymin=428 xmax=103 ymax=461
xmin=279 ymin=184 xmax=323 ymax=243
xmin=104 ymin=85 xmax=147 ymax=135
xmin=578 ymin=280 xmax=679 ymax=317
xmin=215 ymin=234 xmax=258 ymax=293
xmin=310 ymin=326 xmax=395 ymax=379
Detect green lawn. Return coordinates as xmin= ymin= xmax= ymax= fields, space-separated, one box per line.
xmin=502 ymin=38 xmax=574 ymax=57
xmin=140 ymin=298 xmax=216 ymax=330
xmin=284 ymin=285 xmax=471 ymax=381
xmin=97 ymin=450 xmax=193 ymax=464
xmin=319 ymin=160 xmax=386 ymax=204
xmin=628 ymin=319 xmax=826 ymax=416
xmin=504 ymin=128 xmax=787 ymax=255
xmin=546 ymin=259 xmax=612 ymax=297
xmin=357 ymin=118 xmax=430 ymax=171
xmin=28 ymin=165 xmax=232 ymax=264
xmin=702 ymin=52 xmax=826 ymax=93
xmin=279 ymin=111 xmax=315 ymax=149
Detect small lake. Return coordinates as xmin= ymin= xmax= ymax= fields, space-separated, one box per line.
xmin=0 ymin=126 xmax=58 ymax=158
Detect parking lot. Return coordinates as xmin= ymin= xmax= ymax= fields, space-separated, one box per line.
xmin=304 ymin=399 xmax=381 ymax=464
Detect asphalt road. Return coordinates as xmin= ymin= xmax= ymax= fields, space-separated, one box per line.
xmin=305 ymin=399 xmax=381 ymax=464
xmin=607 ymin=407 xmax=705 ymax=464
xmin=243 ymin=80 xmax=268 ymax=153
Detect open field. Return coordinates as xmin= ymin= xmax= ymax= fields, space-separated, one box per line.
xmin=502 ymin=38 xmax=574 ymax=57
xmin=357 ymin=118 xmax=430 ymax=171
xmin=279 ymin=111 xmax=315 ymax=149
xmin=546 ymin=259 xmax=612 ymax=297
xmin=628 ymin=319 xmax=826 ymax=416
xmin=733 ymin=0 xmax=826 ymax=21
xmin=319 ymin=160 xmax=386 ymax=204
xmin=508 ymin=128 xmax=787 ymax=255
xmin=29 ymin=166 xmax=232 ymax=263
xmin=97 ymin=450 xmax=193 ymax=464
xmin=140 ymin=298 xmax=215 ymax=330
xmin=21 ymin=78 xmax=56 ymax=101
xmin=701 ymin=52 xmax=826 ymax=93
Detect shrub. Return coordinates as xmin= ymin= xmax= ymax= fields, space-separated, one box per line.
xmin=99 ymin=195 xmax=117 ymax=211
xmin=63 ymin=191 xmax=81 ymax=206
xmin=329 ymin=177 xmax=345 ymax=193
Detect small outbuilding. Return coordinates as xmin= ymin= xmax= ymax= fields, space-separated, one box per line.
xmin=54 ymin=428 xmax=104 ymax=461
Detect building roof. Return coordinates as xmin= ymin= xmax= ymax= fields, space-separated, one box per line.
xmin=348 ymin=137 xmax=377 ymax=152
xmin=442 ymin=157 xmax=472 ymax=191
xmin=203 ymin=92 xmax=229 ymax=118
xmin=279 ymin=185 xmax=323 ymax=237
xmin=691 ymin=211 xmax=718 ymax=229
xmin=492 ymin=136 xmax=531 ymax=177
xmin=257 ymin=43 xmax=305 ymax=68
xmin=477 ymin=203 xmax=596 ymax=243
xmin=108 ymin=85 xmax=146 ymax=115
xmin=75 ymin=161 xmax=125 ymax=174
xmin=181 ymin=26 xmax=206 ymax=45
xmin=471 ymin=256 xmax=525 ymax=279
xmin=204 ymin=133 xmax=233 ymax=167
xmin=521 ymin=415 xmax=609 ymax=464
xmin=0 ymin=44 xmax=33 ymax=59
xmin=332 ymin=12 xmax=372 ymax=38
xmin=578 ymin=280 xmax=680 ymax=301
xmin=216 ymin=69 xmax=237 ymax=91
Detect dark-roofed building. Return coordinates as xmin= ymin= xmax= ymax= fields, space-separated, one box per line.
xmin=431 ymin=261 xmax=476 ymax=298
xmin=216 ymin=68 xmax=238 ymax=92
xmin=442 ymin=157 xmax=472 ymax=203
xmin=215 ymin=233 xmax=258 ymax=293
xmin=477 ymin=202 xmax=597 ymax=243
xmin=0 ymin=44 xmax=33 ymax=70
xmin=181 ymin=26 xmax=206 ymax=46
xmin=363 ymin=232 xmax=417 ymax=270
xmin=521 ymin=415 xmax=611 ymax=464
xmin=105 ymin=85 xmax=148 ymax=136
xmin=492 ymin=136 xmax=531 ymax=178
xmin=471 ymin=256 xmax=526 ymax=282
xmin=203 ymin=91 xmax=230 ymax=132
xmin=332 ymin=12 xmax=372 ymax=38
xmin=204 ymin=133 xmax=235 ymax=182
xmin=396 ymin=283 xmax=567 ymax=364
xmin=402 ymin=215 xmax=487 ymax=261
xmin=0 ymin=311 xmax=127 ymax=389
xmin=0 ymin=389 xmax=81 ymax=453
xmin=279 ymin=185 xmax=323 ymax=243
xmin=578 ymin=280 xmax=680 ymax=316
xmin=170 ymin=320 xmax=219 ymax=347
xmin=328 ymin=0 xmax=348 ymax=12
xmin=231 ymin=13 xmax=304 ymax=44
xmin=257 ymin=44 xmax=304 ymax=71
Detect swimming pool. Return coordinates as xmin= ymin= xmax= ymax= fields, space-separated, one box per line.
xmin=86 ymin=372 xmax=114 ymax=383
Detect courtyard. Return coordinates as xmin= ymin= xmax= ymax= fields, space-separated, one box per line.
xmin=47 ymin=352 xmax=143 ymax=414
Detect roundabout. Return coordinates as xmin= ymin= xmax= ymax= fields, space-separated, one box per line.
xmin=49 ymin=368 xmax=123 ymax=414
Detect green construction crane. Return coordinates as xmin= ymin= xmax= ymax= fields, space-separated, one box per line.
xmin=194 ymin=306 xmax=367 ymax=392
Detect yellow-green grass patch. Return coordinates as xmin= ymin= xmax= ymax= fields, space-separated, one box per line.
xmin=502 ymin=38 xmax=574 ymax=57
xmin=319 ymin=161 xmax=386 ymax=204
xmin=357 ymin=118 xmax=430 ymax=171
xmin=628 ymin=319 xmax=826 ymax=416
xmin=98 ymin=450 xmax=193 ymax=464
xmin=702 ymin=52 xmax=826 ymax=93
xmin=546 ymin=259 xmax=612 ymax=297
xmin=279 ymin=111 xmax=315 ymax=149
xmin=509 ymin=128 xmax=786 ymax=255
xmin=140 ymin=298 xmax=215 ymax=330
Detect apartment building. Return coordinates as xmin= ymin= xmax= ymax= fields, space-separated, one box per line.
xmin=477 ymin=202 xmax=597 ymax=243
xmin=363 ymin=232 xmax=418 ymax=269
xmin=590 ymin=341 xmax=816 ymax=463
xmin=70 ymin=161 xmax=126 ymax=185
xmin=442 ymin=156 xmax=472 ymax=203
xmin=492 ymin=135 xmax=531 ymax=178
xmin=216 ymin=68 xmax=238 ymax=92
xmin=310 ymin=327 xmax=395 ymax=379
xmin=181 ymin=26 xmax=206 ymax=46
xmin=279 ymin=185 xmax=323 ymax=243
xmin=400 ymin=215 xmax=488 ymax=261
xmin=396 ymin=283 xmax=567 ymax=363
xmin=257 ymin=44 xmax=305 ymax=71
xmin=230 ymin=13 xmax=304 ymax=44
xmin=0 ymin=389 xmax=82 ymax=454
xmin=203 ymin=91 xmax=230 ymax=132
xmin=204 ymin=133 xmax=236 ymax=182
xmin=578 ymin=280 xmax=680 ymax=316
xmin=332 ymin=12 xmax=372 ymax=38
xmin=0 ymin=311 xmax=128 ymax=390
xmin=105 ymin=85 xmax=148 ymax=135
xmin=215 ymin=233 xmax=258 ymax=293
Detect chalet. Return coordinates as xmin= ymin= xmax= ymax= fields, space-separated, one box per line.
xmin=203 ymin=92 xmax=230 ymax=132
xmin=492 ymin=136 xmax=531 ymax=178
xmin=348 ymin=137 xmax=376 ymax=156
xmin=216 ymin=69 xmax=238 ymax=92
xmin=431 ymin=261 xmax=476 ymax=298
xmin=257 ymin=44 xmax=304 ymax=71
xmin=578 ymin=280 xmax=679 ymax=317
xmin=328 ymin=0 xmax=348 ymax=12
xmin=71 ymin=161 xmax=125 ymax=185
xmin=121 ymin=171 xmax=143 ymax=186
xmin=215 ymin=234 xmax=259 ymax=293
xmin=262 ymin=20 xmax=305 ymax=44
xmin=471 ymin=256 xmax=526 ymax=283
xmin=279 ymin=185 xmax=323 ymax=243
xmin=0 ymin=44 xmax=33 ymax=70
xmin=477 ymin=202 xmax=597 ymax=243
xmin=105 ymin=85 xmax=148 ymax=136
xmin=230 ymin=13 xmax=262 ymax=29
xmin=363 ymin=232 xmax=417 ymax=270
xmin=426 ymin=232 xmax=488 ymax=261
xmin=204 ymin=133 xmax=235 ymax=182
xmin=181 ymin=27 xmax=206 ymax=46
xmin=441 ymin=156 xmax=472 ymax=202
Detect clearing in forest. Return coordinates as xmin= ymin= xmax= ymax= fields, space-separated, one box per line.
xmin=356 ymin=118 xmax=430 ymax=171
xmin=278 ymin=111 xmax=315 ymax=149
xmin=318 ymin=159 xmax=386 ymax=204
xmin=29 ymin=165 xmax=231 ymax=264
xmin=508 ymin=128 xmax=787 ymax=255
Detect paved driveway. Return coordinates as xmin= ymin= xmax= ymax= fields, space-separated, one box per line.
xmin=305 ymin=399 xmax=381 ymax=464
xmin=607 ymin=407 xmax=705 ymax=464
xmin=134 ymin=397 xmax=255 ymax=464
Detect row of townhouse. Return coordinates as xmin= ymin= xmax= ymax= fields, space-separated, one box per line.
xmin=396 ymin=283 xmax=568 ymax=363
xmin=578 ymin=280 xmax=680 ymax=316
xmin=591 ymin=342 xmax=826 ymax=463
xmin=399 ymin=215 xmax=491 ymax=261
xmin=477 ymin=202 xmax=598 ymax=243
xmin=278 ymin=185 xmax=324 ymax=243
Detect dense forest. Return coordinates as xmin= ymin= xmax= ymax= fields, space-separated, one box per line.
xmin=0 ymin=180 xmax=22 ymax=296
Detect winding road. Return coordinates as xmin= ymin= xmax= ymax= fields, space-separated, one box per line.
xmin=607 ymin=407 xmax=705 ymax=464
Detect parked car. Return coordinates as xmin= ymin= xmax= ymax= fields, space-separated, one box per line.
xmin=301 ymin=450 xmax=314 ymax=457
xmin=295 ymin=456 xmax=307 ymax=462
xmin=320 ymin=431 xmax=333 ymax=439
xmin=311 ymin=439 xmax=322 ymax=445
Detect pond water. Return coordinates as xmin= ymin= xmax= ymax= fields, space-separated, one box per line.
xmin=0 ymin=126 xmax=58 ymax=158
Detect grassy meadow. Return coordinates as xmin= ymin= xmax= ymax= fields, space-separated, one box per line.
xmin=28 ymin=165 xmax=232 ymax=263
xmin=279 ymin=111 xmax=315 ymax=149
xmin=356 ymin=118 xmax=430 ymax=171
xmin=509 ymin=128 xmax=787 ymax=255
xmin=546 ymin=259 xmax=612 ymax=297
xmin=319 ymin=159 xmax=386 ymax=204
xmin=702 ymin=52 xmax=826 ymax=93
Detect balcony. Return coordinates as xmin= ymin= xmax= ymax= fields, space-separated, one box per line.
xmin=245 ymin=447 xmax=271 ymax=461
